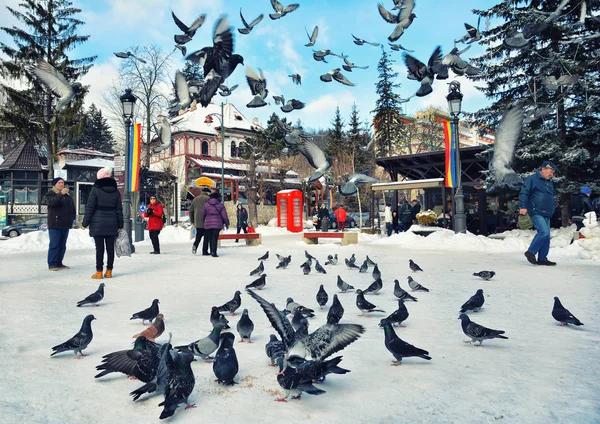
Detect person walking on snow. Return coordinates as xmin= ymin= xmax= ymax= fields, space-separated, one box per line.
xmin=200 ymin=191 xmax=230 ymax=257
xmin=189 ymin=188 xmax=210 ymax=254
xmin=334 ymin=204 xmax=347 ymax=231
xmin=146 ymin=195 xmax=164 ymax=254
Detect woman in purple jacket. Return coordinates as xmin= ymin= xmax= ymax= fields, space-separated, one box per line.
xmin=200 ymin=191 xmax=230 ymax=257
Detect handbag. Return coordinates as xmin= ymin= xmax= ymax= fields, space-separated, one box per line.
xmin=115 ymin=230 xmax=132 ymax=257
xmin=518 ymin=213 xmax=533 ymax=230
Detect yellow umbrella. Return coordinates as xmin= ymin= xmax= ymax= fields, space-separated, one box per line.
xmin=195 ymin=176 xmax=216 ymax=188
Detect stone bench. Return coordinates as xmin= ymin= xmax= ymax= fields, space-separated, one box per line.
xmin=302 ymin=231 xmax=358 ymax=246
xmin=218 ymin=232 xmax=261 ymax=247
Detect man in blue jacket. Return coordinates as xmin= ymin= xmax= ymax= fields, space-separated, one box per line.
xmin=519 ymin=160 xmax=558 ymax=266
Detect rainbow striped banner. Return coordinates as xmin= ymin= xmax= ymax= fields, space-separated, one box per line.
xmin=443 ymin=120 xmax=457 ymax=188
xmin=128 ymin=123 xmax=141 ymax=192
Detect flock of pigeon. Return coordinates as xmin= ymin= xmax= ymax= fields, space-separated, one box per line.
xmin=50 ymin=247 xmax=584 ymax=419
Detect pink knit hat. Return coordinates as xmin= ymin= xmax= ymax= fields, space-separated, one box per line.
xmin=97 ymin=167 xmax=112 ymax=179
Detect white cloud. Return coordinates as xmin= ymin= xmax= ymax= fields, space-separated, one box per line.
xmin=80 ymin=58 xmax=121 ymax=109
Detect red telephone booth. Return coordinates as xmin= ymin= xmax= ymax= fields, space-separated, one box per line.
xmin=277 ymin=189 xmax=303 ymax=233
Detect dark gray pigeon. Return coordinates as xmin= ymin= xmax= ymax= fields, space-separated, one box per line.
xmin=473 ymin=271 xmax=495 ymax=281
xmin=77 ymin=283 xmax=105 ymax=307
xmin=291 ymin=310 xmax=307 ymax=332
xmin=372 ymin=264 xmax=381 ymax=280
xmin=327 ymin=294 xmax=345 ymax=325
xmin=237 ymin=309 xmax=255 ymax=342
xmin=456 ymin=19 xmax=481 ymax=44
xmin=238 ymin=9 xmax=263 ymax=34
xmin=276 ymin=358 xmax=325 ymax=401
xmin=174 ymin=44 xmax=186 ymax=57
xmin=320 ymin=68 xmax=355 ymax=86
xmin=217 ymin=291 xmax=242 ymax=315
xmin=363 ymin=278 xmax=383 ymax=295
xmin=276 ymin=256 xmax=291 ymax=269
xmin=218 ymin=83 xmax=238 ymax=97
xmin=175 ymin=325 xmax=224 ymax=361
xmin=95 ymin=336 xmax=158 ymax=380
xmin=250 ymin=261 xmax=265 ymax=276
xmin=359 ymin=260 xmax=369 ymax=273
xmin=315 ymin=260 xmax=327 ymax=274
xmin=316 ymin=284 xmax=329 ymax=308
xmin=265 ymin=334 xmax=286 ymax=366
xmin=403 ymin=46 xmax=445 ymax=97
xmin=114 ymin=51 xmax=147 ymax=63
xmin=245 ymin=65 xmax=268 ymax=108
xmin=302 ymin=261 xmax=311 ymax=275
xmin=337 ymin=275 xmax=355 ymax=292
xmin=213 ymin=332 xmax=239 ymax=385
xmin=130 ymin=335 xmax=172 ymax=401
xmin=246 ymin=274 xmax=267 ymax=290
xmin=377 ymin=0 xmax=416 ymax=42
xmin=351 ymin=34 xmax=380 ymax=46
xmin=305 ymin=250 xmax=316 ymax=261
xmin=460 ymin=289 xmax=485 ymax=313
xmin=171 ymin=11 xmax=206 ymax=45
xmin=409 ymin=259 xmax=423 ymax=272
xmin=389 ymin=42 xmax=414 ymax=52
xmin=281 ymin=99 xmax=305 ymax=113
xmin=158 ymin=351 xmax=196 ymax=419
xmin=270 ymin=0 xmax=300 ymax=20
xmin=552 ymin=297 xmax=583 ymax=326
xmin=305 ymin=26 xmax=318 ymax=47
xmin=348 ymin=253 xmax=356 ymax=264
xmin=289 ymin=73 xmax=302 ymax=85
xmin=325 ymin=254 xmax=338 ymax=265
xmin=130 ymin=299 xmax=160 ymax=324
xmin=407 ymin=276 xmax=429 ymax=292
xmin=355 ymin=289 xmax=385 ymax=316
xmin=51 ymin=314 xmax=95 ymax=358
xmin=458 ymin=314 xmax=508 ymax=346
xmin=366 ymin=256 xmax=377 ymax=267
xmin=258 ymin=251 xmax=269 ymax=260
xmin=380 ymin=318 xmax=431 ymax=365
xmin=383 ymin=299 xmax=409 ymax=327
xmin=393 ymin=279 xmax=418 ymax=301
xmin=345 ymin=258 xmax=360 ymax=270
xmin=210 ymin=306 xmax=230 ymax=329
xmin=276 ymin=253 xmax=288 ymax=262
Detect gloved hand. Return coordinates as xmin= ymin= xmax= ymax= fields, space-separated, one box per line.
xmin=147 ymin=208 xmax=154 ymax=216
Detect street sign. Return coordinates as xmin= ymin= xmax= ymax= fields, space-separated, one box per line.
xmin=139 ymin=204 xmax=146 ymax=212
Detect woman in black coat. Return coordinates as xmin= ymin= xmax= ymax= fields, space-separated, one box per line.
xmin=235 ymin=204 xmax=248 ymax=242
xmin=82 ymin=168 xmax=124 ymax=279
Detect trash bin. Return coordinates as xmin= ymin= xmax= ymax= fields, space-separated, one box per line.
xmin=321 ymin=217 xmax=329 ymax=232
xmin=134 ymin=216 xmax=145 ymax=243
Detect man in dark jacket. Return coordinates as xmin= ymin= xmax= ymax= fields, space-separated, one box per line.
xmin=189 ymin=188 xmax=210 ymax=254
xmin=235 ymin=203 xmax=248 ymax=242
xmin=571 ymin=186 xmax=594 ymax=231
xmin=519 ymin=160 xmax=558 ymax=266
xmin=46 ymin=177 xmax=76 ymax=271
xmin=399 ymin=200 xmax=412 ymax=232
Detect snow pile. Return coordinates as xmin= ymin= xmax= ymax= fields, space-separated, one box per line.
xmin=267 ymin=217 xmax=278 ymax=227
xmin=575 ymin=216 xmax=600 ymax=260
xmin=0 ymin=228 xmax=94 ymax=254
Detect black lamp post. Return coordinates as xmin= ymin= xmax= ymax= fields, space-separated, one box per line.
xmin=446 ymin=81 xmax=466 ymax=234
xmin=120 ymin=88 xmax=137 ymax=252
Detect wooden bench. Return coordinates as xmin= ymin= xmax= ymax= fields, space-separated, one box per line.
xmin=303 ymin=231 xmax=358 ymax=246
xmin=218 ymin=232 xmax=261 ymax=247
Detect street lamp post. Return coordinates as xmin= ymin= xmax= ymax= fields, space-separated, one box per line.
xmin=446 ymin=81 xmax=466 ymax=234
xmin=205 ymin=102 xmax=226 ymax=197
xmin=120 ymin=88 xmax=137 ymax=252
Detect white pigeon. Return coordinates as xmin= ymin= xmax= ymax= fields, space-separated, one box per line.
xmin=28 ymin=59 xmax=82 ymax=112
xmin=153 ymin=116 xmax=173 ymax=153
xmin=490 ymin=106 xmax=524 ymax=191
xmin=172 ymin=71 xmax=193 ymax=114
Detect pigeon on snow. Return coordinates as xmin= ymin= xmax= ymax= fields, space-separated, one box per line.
xmin=316 ymin=284 xmax=329 ymax=308
xmin=409 ymin=259 xmax=424 ymax=272
xmin=237 ymin=309 xmax=255 ymax=342
xmin=380 ymin=318 xmax=431 ymax=365
xmin=407 ymin=276 xmax=429 ymax=292
xmin=77 ymin=283 xmax=105 ymax=307
xmin=458 ymin=314 xmax=508 ymax=346
xmin=337 ymin=275 xmax=355 ymax=292
xmin=325 ymin=254 xmax=338 ymax=265
xmin=552 ymin=297 xmax=583 ymax=326
xmin=473 ymin=270 xmax=495 ymax=281
xmin=175 ymin=324 xmax=225 ymax=361
xmin=130 ymin=335 xmax=172 ymax=401
xmin=246 ymin=274 xmax=267 ymax=290
xmin=95 ymin=335 xmax=159 ymax=380
xmin=355 ymin=289 xmax=385 ymax=315
xmin=213 ymin=332 xmax=239 ymax=385
xmin=250 ymin=261 xmax=265 ymax=276
xmin=51 ymin=314 xmax=95 ymax=358
xmin=210 ymin=306 xmax=230 ymax=329
xmin=265 ymin=334 xmax=286 ymax=366
xmin=459 ymin=289 xmax=485 ymax=313
xmin=327 ymin=294 xmax=345 ymax=325
xmin=383 ymin=300 xmax=409 ymax=327
xmin=372 ymin=264 xmax=382 ymax=281
xmin=133 ymin=314 xmax=166 ymax=342
xmin=158 ymin=350 xmax=196 ymax=419
xmin=363 ymin=278 xmax=383 ymax=295
xmin=217 ymin=291 xmax=242 ymax=315
xmin=258 ymin=251 xmax=269 ymax=261
xmin=130 ymin=299 xmax=160 ymax=324
xmin=393 ymin=279 xmax=418 ymax=301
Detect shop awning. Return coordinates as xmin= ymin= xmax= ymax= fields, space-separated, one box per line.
xmin=371 ymin=178 xmax=445 ymax=191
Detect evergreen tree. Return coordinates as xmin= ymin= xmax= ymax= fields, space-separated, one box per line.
xmin=372 ymin=47 xmax=404 ymax=157
xmin=326 ymin=106 xmax=345 ymax=158
xmin=72 ymin=104 xmax=115 ymax=153
xmin=472 ymin=0 xmax=600 ymax=224
xmin=0 ymin=0 xmax=96 ymax=178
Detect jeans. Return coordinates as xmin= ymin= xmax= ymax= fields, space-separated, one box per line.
xmin=193 ymin=228 xmax=205 ymax=250
xmin=386 ymin=222 xmax=393 ymax=237
xmin=94 ymin=235 xmax=116 ymax=271
xmin=48 ymin=228 xmax=70 ymax=267
xmin=149 ymin=230 xmax=161 ymax=253
xmin=528 ymin=215 xmax=551 ymax=261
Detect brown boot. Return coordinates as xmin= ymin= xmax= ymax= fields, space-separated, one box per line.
xmin=92 ymin=271 xmax=103 ymax=279
xmin=104 ymin=270 xmax=113 ymax=278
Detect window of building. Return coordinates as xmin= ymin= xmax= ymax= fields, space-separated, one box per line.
xmin=230 ymin=141 xmax=237 ymax=158
xmin=201 ymin=140 xmax=209 ymax=155
xmin=187 ymin=138 xmax=194 ymax=155
xmin=195 ymin=138 xmax=201 ymax=155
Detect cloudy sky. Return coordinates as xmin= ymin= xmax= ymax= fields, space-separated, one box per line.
xmin=0 ymin=0 xmax=499 ymax=131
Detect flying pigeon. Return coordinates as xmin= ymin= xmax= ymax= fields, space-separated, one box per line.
xmin=407 ymin=276 xmax=429 ymax=292
xmin=312 ymin=49 xmax=340 ymax=63
xmin=250 ymin=261 xmax=265 ymax=276
xmin=325 ymin=254 xmax=338 ymax=265
xmin=245 ymin=66 xmax=268 ymax=108
xmin=384 ymin=299 xmax=409 ymax=327
xmin=455 ymin=19 xmax=482 ymax=44
xmin=186 ymin=17 xmax=244 ymax=107
xmin=28 ymin=59 xmax=82 ymax=112
xmin=133 ymin=314 xmax=166 ymax=342
xmin=442 ymin=45 xmax=479 ymax=77
xmin=77 ymin=283 xmax=105 ymax=307
xmin=295 ymin=134 xmax=332 ymax=183
xmin=171 ymin=71 xmax=193 ymax=115
xmin=237 ymin=309 xmax=255 ymax=343
xmin=458 ymin=314 xmax=508 ymax=346
xmin=51 ymin=314 xmax=95 ymax=358
xmin=389 ymin=42 xmax=414 ymax=52
xmin=153 ymin=115 xmax=173 ymax=153
xmin=337 ymin=275 xmax=355 ymax=292
xmin=363 ymin=278 xmax=383 ymax=295
xmin=339 ymin=172 xmax=379 ymax=196
xmin=403 ymin=46 xmax=446 ymax=97
xmin=409 ymin=259 xmax=423 ymax=272
xmin=316 ymin=285 xmax=329 ymax=308
xmin=130 ymin=299 xmax=160 ymax=325
xmin=269 ymin=0 xmax=300 ymax=20
xmin=358 ymin=260 xmax=368 ymax=273
xmin=327 ymin=294 xmax=345 ymax=325
xmin=114 ymin=51 xmax=147 ymax=63
xmin=345 ymin=258 xmax=360 ymax=270
xmin=380 ymin=318 xmax=431 ymax=364
xmin=246 ymin=274 xmax=267 ymax=290
xmin=489 ymin=106 xmax=525 ymax=191
xmin=171 ymin=11 xmax=206 ymax=45
xmin=210 ymin=306 xmax=230 ymax=329
xmin=460 ymin=289 xmax=485 ymax=313
xmin=523 ymin=106 xmax=554 ymax=126
xmin=218 ymin=83 xmax=238 ymax=97
xmin=552 ymin=297 xmax=583 ymax=326
xmin=173 ymin=44 xmax=187 ymax=56
xmin=265 ymin=334 xmax=286 ymax=366
xmin=355 ymin=289 xmax=385 ymax=315
xmin=359 ymin=139 xmax=374 ymax=152
xmin=473 ymin=271 xmax=495 ymax=281
xmin=289 ymin=73 xmax=302 ymax=85
xmin=393 ymin=279 xmax=418 ymax=301
xmin=95 ymin=336 xmax=159 ymax=380
xmin=504 ymin=29 xmax=529 ymax=49
xmin=351 ymin=34 xmax=380 ymax=46
xmin=315 ymin=260 xmax=327 ymax=274
xmin=281 ymin=99 xmax=305 ymax=113
xmin=217 ymin=291 xmax=242 ymax=315
xmin=372 ymin=264 xmax=381 ymax=281
xmin=320 ymin=68 xmax=355 ymax=86
xmin=158 ymin=351 xmax=196 ymax=419
xmin=258 ymin=251 xmax=269 ymax=261
xmin=377 ymin=0 xmax=416 ymax=42
xmin=175 ymin=324 xmax=225 ymax=361
xmin=542 ymin=75 xmax=579 ymax=92
xmin=305 ymin=26 xmax=318 ymax=47
xmin=238 ymin=9 xmax=263 ymax=34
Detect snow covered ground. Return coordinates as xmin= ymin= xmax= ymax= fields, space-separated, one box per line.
xmin=1 ymin=228 xmax=599 ymax=423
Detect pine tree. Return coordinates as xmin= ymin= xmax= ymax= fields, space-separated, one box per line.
xmin=472 ymin=0 xmax=600 ymax=225
xmin=0 ymin=0 xmax=96 ymax=178
xmin=326 ymin=106 xmax=345 ymax=158
xmin=72 ymin=104 xmax=115 ymax=153
xmin=372 ymin=47 xmax=404 ymax=157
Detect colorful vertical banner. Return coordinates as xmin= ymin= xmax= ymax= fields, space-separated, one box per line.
xmin=443 ymin=120 xmax=457 ymax=188
xmin=128 ymin=123 xmax=141 ymax=192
